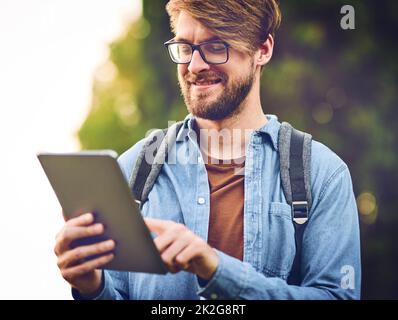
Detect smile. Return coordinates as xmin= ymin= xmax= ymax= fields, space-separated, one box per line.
xmin=190 ymin=79 xmax=222 ymax=90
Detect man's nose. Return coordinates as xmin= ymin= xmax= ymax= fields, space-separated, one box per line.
xmin=188 ymin=50 xmax=210 ymax=74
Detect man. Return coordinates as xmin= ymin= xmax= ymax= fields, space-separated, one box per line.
xmin=54 ymin=0 xmax=361 ymax=299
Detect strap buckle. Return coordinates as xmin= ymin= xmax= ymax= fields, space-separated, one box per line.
xmin=292 ymin=201 xmax=308 ymax=225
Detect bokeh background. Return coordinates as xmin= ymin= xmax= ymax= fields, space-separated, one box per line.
xmin=1 ymin=0 xmax=397 ymax=299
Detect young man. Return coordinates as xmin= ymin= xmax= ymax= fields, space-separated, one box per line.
xmin=54 ymin=0 xmax=361 ymax=299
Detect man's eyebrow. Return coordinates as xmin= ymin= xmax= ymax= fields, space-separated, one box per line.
xmin=174 ymin=36 xmax=222 ymax=43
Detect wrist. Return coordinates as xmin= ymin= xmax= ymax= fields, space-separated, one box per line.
xmin=76 ymin=270 xmax=104 ymax=299
xmin=199 ymin=249 xmax=220 ymax=280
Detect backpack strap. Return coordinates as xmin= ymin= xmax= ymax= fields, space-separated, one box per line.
xmin=129 ymin=121 xmax=184 ymax=204
xmin=278 ymin=121 xmax=312 ymax=285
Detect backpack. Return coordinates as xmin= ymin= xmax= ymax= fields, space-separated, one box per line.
xmin=128 ymin=120 xmax=312 ymax=285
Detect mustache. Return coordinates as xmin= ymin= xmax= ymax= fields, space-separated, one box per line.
xmin=184 ymin=71 xmax=227 ymax=84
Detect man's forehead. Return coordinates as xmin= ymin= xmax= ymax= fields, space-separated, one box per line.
xmin=174 ymin=11 xmax=218 ymax=43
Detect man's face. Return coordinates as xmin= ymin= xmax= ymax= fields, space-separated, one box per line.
xmin=174 ymin=11 xmax=256 ymax=120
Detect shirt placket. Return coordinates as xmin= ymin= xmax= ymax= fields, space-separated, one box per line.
xmin=187 ymin=131 xmax=211 ymax=241
xmin=243 ymin=133 xmax=263 ymax=271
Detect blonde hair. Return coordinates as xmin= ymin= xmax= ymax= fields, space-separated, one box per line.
xmin=166 ymin=0 xmax=281 ymax=53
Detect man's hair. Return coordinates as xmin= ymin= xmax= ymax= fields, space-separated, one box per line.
xmin=166 ymin=0 xmax=281 ymax=53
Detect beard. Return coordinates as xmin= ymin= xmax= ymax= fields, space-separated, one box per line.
xmin=178 ymin=65 xmax=255 ymax=121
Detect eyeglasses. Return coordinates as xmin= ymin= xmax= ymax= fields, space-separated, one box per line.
xmin=164 ymin=39 xmax=230 ymax=65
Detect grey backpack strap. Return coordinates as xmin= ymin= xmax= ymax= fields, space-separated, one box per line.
xmin=129 ymin=121 xmax=184 ymax=204
xmin=278 ymin=121 xmax=312 ymax=285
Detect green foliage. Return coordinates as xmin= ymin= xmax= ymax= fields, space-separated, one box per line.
xmin=79 ymin=0 xmax=183 ymax=154
xmin=78 ymin=0 xmax=398 ymax=298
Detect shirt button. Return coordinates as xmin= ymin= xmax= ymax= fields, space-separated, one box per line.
xmin=197 ymin=197 xmax=205 ymax=205
xmin=210 ymin=293 xmax=218 ymax=300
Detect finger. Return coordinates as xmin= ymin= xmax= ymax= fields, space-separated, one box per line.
xmin=152 ymin=222 xmax=187 ymax=253
xmin=175 ymin=242 xmax=219 ymax=279
xmin=144 ymin=218 xmax=173 ymax=234
xmin=167 ymin=264 xmax=182 ymax=274
xmin=65 ymin=213 xmax=95 ymax=227
xmin=153 ymin=230 xmax=178 ymax=253
xmin=55 ymin=223 xmax=104 ymax=256
xmin=61 ymin=253 xmax=114 ymax=281
xmin=160 ymin=231 xmax=192 ymax=266
xmin=57 ymin=239 xmax=115 ymax=269
xmin=175 ymin=239 xmax=203 ymax=267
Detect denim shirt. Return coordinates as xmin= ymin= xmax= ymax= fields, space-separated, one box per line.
xmin=78 ymin=114 xmax=361 ymax=300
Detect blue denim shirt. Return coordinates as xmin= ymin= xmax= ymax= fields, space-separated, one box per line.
xmin=79 ymin=114 xmax=361 ymax=300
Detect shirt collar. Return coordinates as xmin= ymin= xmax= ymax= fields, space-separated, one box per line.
xmin=176 ymin=113 xmax=281 ymax=150
xmin=175 ymin=113 xmax=194 ymax=142
xmin=254 ymin=114 xmax=280 ymax=150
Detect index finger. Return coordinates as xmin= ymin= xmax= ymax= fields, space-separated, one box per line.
xmin=144 ymin=218 xmax=173 ymax=234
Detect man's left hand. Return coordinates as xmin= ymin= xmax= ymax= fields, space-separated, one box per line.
xmin=145 ymin=218 xmax=219 ymax=280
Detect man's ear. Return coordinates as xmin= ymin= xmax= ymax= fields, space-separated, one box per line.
xmin=256 ymin=34 xmax=274 ymax=67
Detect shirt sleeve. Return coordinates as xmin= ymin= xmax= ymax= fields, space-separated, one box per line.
xmin=72 ymin=270 xmax=130 ymax=300
xmin=197 ymin=164 xmax=361 ymax=300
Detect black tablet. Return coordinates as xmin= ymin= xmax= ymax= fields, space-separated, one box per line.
xmin=37 ymin=150 xmax=167 ymax=274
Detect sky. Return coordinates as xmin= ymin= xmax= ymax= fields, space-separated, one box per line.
xmin=0 ymin=0 xmax=141 ymax=299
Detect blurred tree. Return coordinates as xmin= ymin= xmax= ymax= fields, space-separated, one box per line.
xmin=78 ymin=0 xmax=398 ymax=299
xmin=78 ymin=0 xmax=183 ymax=155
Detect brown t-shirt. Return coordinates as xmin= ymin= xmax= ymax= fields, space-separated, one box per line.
xmin=205 ymin=157 xmax=245 ymax=261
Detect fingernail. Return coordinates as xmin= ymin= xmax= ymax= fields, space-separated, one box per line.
xmin=105 ymin=240 xmax=114 ymax=249
xmin=94 ymin=224 xmax=103 ymax=232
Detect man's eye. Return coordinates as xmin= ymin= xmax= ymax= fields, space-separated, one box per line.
xmin=205 ymin=44 xmax=225 ymax=53
xmin=179 ymin=45 xmax=191 ymax=55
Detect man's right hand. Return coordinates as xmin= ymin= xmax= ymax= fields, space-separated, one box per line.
xmin=54 ymin=212 xmax=115 ymax=297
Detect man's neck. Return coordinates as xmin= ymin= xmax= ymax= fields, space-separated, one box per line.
xmin=195 ymin=107 xmax=267 ymax=131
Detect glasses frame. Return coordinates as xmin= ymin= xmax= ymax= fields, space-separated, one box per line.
xmin=164 ymin=39 xmax=230 ymax=65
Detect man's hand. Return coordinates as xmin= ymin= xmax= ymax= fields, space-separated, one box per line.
xmin=145 ymin=218 xmax=219 ymax=280
xmin=54 ymin=213 xmax=115 ymax=297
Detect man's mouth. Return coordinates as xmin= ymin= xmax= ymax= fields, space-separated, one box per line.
xmin=190 ymin=78 xmax=222 ymax=88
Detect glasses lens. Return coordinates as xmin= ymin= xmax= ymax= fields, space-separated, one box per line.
xmin=201 ymin=42 xmax=228 ymax=64
xmin=168 ymin=43 xmax=192 ymax=63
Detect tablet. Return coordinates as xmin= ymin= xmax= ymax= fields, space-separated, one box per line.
xmin=37 ymin=150 xmax=167 ymax=274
